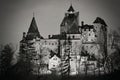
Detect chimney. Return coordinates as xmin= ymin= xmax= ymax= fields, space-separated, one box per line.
xmin=23 ymin=32 xmax=26 ymax=39
xmin=81 ymin=21 xmax=84 ymax=26
xmin=48 ymin=35 xmax=51 ymax=39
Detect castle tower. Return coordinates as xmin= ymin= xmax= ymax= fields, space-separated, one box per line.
xmin=93 ymin=17 xmax=108 ymax=60
xmin=60 ymin=5 xmax=79 ymax=34
xmin=20 ymin=16 xmax=43 ymax=55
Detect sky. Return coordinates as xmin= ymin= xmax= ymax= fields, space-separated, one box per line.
xmin=0 ymin=0 xmax=120 ymax=45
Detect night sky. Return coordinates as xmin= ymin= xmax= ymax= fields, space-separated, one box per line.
xmin=0 ymin=0 xmax=120 ymax=45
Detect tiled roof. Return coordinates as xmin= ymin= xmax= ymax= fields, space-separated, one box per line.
xmin=60 ymin=12 xmax=79 ymax=34
xmin=50 ymin=50 xmax=61 ymax=58
xmin=88 ymin=55 xmax=97 ymax=61
xmin=67 ymin=5 xmax=75 ymax=12
xmin=80 ymin=50 xmax=89 ymax=56
xmin=93 ymin=17 xmax=107 ymax=26
xmin=26 ymin=17 xmax=43 ymax=40
xmin=80 ymin=24 xmax=94 ymax=29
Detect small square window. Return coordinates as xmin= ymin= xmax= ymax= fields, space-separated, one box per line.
xmin=52 ymin=43 xmax=54 ymax=45
xmin=95 ymin=35 xmax=97 ymax=37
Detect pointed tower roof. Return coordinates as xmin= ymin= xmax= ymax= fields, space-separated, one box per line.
xmin=67 ymin=4 xmax=75 ymax=12
xmin=93 ymin=17 xmax=107 ymax=26
xmin=26 ymin=17 xmax=43 ymax=40
xmin=28 ymin=17 xmax=39 ymax=33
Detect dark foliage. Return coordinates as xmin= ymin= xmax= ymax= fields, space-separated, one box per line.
xmin=0 ymin=44 xmax=14 ymax=76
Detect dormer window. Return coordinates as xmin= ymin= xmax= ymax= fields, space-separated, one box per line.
xmin=53 ymin=57 xmax=57 ymax=60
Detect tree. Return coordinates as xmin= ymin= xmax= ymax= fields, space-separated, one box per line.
xmin=0 ymin=44 xmax=14 ymax=76
xmin=110 ymin=47 xmax=120 ymax=71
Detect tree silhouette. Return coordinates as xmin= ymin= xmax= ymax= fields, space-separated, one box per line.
xmin=0 ymin=44 xmax=14 ymax=76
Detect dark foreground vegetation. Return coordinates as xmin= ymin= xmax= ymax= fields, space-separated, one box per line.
xmin=0 ymin=67 xmax=120 ymax=80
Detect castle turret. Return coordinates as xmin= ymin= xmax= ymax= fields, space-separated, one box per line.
xmin=93 ymin=17 xmax=108 ymax=60
xmin=93 ymin=17 xmax=107 ymax=44
xmin=67 ymin=4 xmax=75 ymax=13
xmin=60 ymin=5 xmax=79 ymax=34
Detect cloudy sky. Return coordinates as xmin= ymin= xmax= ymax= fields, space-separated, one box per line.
xmin=0 ymin=0 xmax=120 ymax=45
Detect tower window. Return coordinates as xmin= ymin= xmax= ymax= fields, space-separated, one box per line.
xmin=55 ymin=42 xmax=57 ymax=45
xmin=91 ymin=46 xmax=93 ymax=48
xmin=52 ymin=43 xmax=54 ymax=45
xmin=95 ymin=35 xmax=97 ymax=37
xmin=73 ymin=35 xmax=75 ymax=39
xmin=89 ymin=34 xmax=91 ymax=36
xmin=53 ymin=65 xmax=55 ymax=67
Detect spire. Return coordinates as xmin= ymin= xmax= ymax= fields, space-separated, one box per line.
xmin=28 ymin=17 xmax=39 ymax=33
xmin=33 ymin=12 xmax=35 ymax=17
xmin=67 ymin=4 xmax=75 ymax=12
xmin=26 ymin=17 xmax=43 ymax=40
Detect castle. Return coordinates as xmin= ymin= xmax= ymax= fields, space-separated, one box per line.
xmin=20 ymin=5 xmax=107 ymax=75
